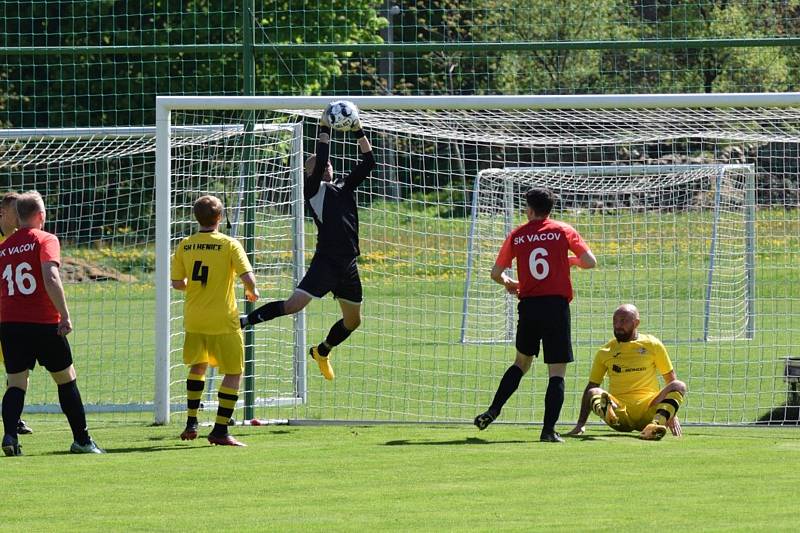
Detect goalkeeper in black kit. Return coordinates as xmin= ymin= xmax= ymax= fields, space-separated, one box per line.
xmin=241 ymin=102 xmax=375 ymax=380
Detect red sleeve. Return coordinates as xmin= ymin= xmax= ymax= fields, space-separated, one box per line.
xmin=564 ymin=224 xmax=589 ymax=257
xmin=39 ymin=233 xmax=61 ymax=265
xmin=495 ymin=233 xmax=514 ymax=268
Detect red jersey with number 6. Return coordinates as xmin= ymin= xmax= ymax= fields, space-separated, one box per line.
xmin=495 ymin=218 xmax=589 ymax=302
xmin=0 ymin=227 xmax=61 ymax=324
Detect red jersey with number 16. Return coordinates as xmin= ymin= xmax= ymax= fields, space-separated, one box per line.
xmin=0 ymin=227 xmax=62 ymax=324
xmin=495 ymin=218 xmax=589 ymax=302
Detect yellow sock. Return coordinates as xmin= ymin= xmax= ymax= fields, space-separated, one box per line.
xmin=654 ymin=390 xmax=684 ymax=426
xmin=215 ymin=385 xmax=238 ymax=427
xmin=186 ymin=372 xmax=205 ymax=421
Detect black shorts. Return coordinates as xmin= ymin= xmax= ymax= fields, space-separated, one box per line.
xmin=515 ymin=296 xmax=573 ymax=364
xmin=297 ymin=254 xmax=362 ymax=303
xmin=0 ymin=322 xmax=74 ymax=374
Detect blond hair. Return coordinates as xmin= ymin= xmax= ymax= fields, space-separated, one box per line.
xmin=1 ymin=191 xmax=20 ymax=209
xmin=15 ymin=191 xmax=45 ymax=223
xmin=193 ymin=195 xmax=223 ymax=227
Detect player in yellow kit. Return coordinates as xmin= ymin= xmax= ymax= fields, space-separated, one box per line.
xmin=568 ymin=304 xmax=687 ymax=440
xmin=0 ymin=192 xmax=32 ymax=436
xmin=171 ymin=195 xmax=259 ymax=446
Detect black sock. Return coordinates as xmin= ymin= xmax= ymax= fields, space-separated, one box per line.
xmin=488 ymin=365 xmax=524 ymax=417
xmin=2 ymin=387 xmax=25 ymax=437
xmin=58 ymin=380 xmax=91 ymax=445
xmin=542 ymin=376 xmax=565 ymax=434
xmin=317 ymin=319 xmax=353 ymax=356
xmin=246 ymin=301 xmax=286 ymax=326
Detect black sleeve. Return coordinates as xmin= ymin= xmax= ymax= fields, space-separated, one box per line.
xmin=342 ymin=151 xmax=376 ymax=193
xmin=304 ymin=141 xmax=330 ymax=200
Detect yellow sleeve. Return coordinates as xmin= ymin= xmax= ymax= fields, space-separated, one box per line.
xmin=588 ymin=349 xmax=608 ymax=384
xmin=230 ymin=238 xmax=252 ymax=276
xmin=171 ymin=241 xmax=186 ymax=280
xmin=652 ymin=337 xmax=674 ymax=375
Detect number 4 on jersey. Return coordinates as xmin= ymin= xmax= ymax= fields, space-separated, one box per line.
xmin=191 ymin=260 xmax=209 ymax=286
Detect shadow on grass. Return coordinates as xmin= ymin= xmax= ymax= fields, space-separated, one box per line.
xmin=43 ymin=444 xmax=201 ymax=455
xmin=565 ymin=432 xmax=642 ymax=441
xmin=384 ymin=436 xmax=528 ymax=446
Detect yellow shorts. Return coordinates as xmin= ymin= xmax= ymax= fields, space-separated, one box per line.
xmin=183 ymin=331 xmax=244 ymax=375
xmin=608 ymin=392 xmax=660 ymax=432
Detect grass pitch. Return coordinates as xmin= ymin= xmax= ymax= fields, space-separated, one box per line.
xmin=1 ymin=419 xmax=797 ymax=532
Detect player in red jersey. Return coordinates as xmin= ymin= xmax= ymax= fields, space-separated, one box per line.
xmin=474 ymin=188 xmax=596 ymax=442
xmin=0 ymin=192 xmax=33 ymax=436
xmin=0 ymin=191 xmax=103 ymax=456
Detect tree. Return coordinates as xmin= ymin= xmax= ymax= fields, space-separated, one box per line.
xmin=632 ymin=0 xmax=798 ymax=93
xmin=474 ymin=0 xmax=636 ymax=94
xmin=0 ymin=1 xmax=385 ymax=128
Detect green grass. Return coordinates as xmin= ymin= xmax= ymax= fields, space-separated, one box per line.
xmin=1 ymin=420 xmax=798 ymax=532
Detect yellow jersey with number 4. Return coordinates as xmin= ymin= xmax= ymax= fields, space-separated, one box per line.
xmin=589 ymin=333 xmax=674 ymax=402
xmin=171 ymin=231 xmax=252 ymax=335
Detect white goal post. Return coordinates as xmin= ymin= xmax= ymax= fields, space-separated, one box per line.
xmin=154 ymin=93 xmax=800 ymax=426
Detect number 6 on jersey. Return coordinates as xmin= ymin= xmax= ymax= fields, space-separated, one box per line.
xmin=529 ymin=247 xmax=549 ymax=280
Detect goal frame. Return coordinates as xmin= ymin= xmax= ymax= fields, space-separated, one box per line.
xmin=460 ymin=163 xmax=757 ymax=345
xmin=155 ymin=92 xmax=800 ymax=425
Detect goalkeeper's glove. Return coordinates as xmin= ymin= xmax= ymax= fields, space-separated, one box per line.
xmin=350 ymin=116 xmax=365 ymax=139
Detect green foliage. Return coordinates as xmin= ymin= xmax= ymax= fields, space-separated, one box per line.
xmin=0 ymin=1 xmax=386 ymax=127
xmin=635 ymin=0 xmax=800 ymax=92
xmin=68 ymin=245 xmax=156 ymax=274
xmin=478 ymin=0 xmax=637 ymax=94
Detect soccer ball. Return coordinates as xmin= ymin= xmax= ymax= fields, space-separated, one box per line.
xmin=326 ymin=100 xmax=360 ymax=131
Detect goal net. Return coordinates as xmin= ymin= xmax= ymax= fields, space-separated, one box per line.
xmin=4 ymin=93 xmax=795 ymax=426
xmin=0 ymin=128 xmax=158 ymax=416
xmin=0 ymin=125 xmax=307 ymax=420
xmin=461 ymin=164 xmax=756 ymax=345
xmin=154 ymin=94 xmax=800 ymax=426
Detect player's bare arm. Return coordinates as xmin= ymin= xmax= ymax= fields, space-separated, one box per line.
xmin=648 ymin=371 xmax=688 ymax=406
xmin=240 ymin=271 xmax=259 ymax=302
xmin=569 ymin=249 xmax=597 ymax=269
xmin=41 ymin=260 xmax=72 ymax=336
xmin=567 ymin=381 xmax=601 ymax=435
xmin=171 ymin=279 xmax=187 ymax=290
xmin=356 ymin=134 xmax=372 ymax=154
xmin=490 ymin=263 xmax=519 ymax=295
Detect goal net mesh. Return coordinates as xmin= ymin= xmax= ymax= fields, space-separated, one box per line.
xmin=3 ymin=99 xmax=798 ymax=426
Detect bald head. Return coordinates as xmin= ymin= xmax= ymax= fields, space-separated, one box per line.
xmin=613 ymin=303 xmax=640 ymax=342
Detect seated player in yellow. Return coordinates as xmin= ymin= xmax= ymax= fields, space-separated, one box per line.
xmin=171 ymin=195 xmax=259 ymax=447
xmin=0 ymin=191 xmax=32 ymax=436
xmin=567 ymin=303 xmax=687 ymax=440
